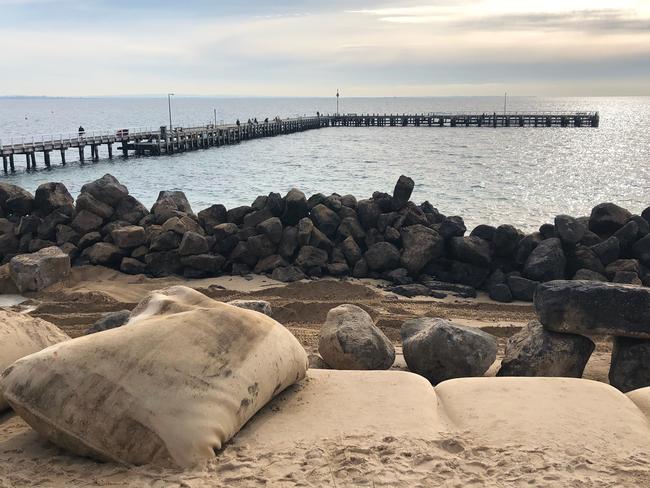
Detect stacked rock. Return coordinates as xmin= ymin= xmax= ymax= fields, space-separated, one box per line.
xmin=498 ymin=279 xmax=650 ymax=392
xmin=2 ymin=174 xmax=650 ymax=303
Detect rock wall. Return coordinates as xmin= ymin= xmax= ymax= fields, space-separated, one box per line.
xmin=2 ymin=174 xmax=650 ymax=302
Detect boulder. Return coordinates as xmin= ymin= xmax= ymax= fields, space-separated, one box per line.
xmin=400 ymin=318 xmax=497 ymax=384
xmin=86 ymin=310 xmax=131 ymax=335
xmin=278 ymin=226 xmax=298 ymax=259
xmin=297 ymin=217 xmax=313 ymax=246
xmin=338 ymin=217 xmax=366 ymax=242
xmin=364 ymin=242 xmax=400 ymax=272
xmin=421 ymin=278 xmax=477 ymax=298
xmin=111 ymin=225 xmax=146 ymax=249
xmin=75 ymin=192 xmax=114 ymax=220
xmin=310 ymin=204 xmax=341 ymax=238
xmin=318 ymin=304 xmax=395 ymax=370
xmin=82 ymin=242 xmax=123 ymax=266
xmin=573 ymin=269 xmax=608 ymax=281
xmin=591 ymin=236 xmax=619 ymax=266
xmin=34 ymin=182 xmax=74 ymax=215
xmin=247 ymin=234 xmax=275 ymax=258
xmin=352 ymin=258 xmax=369 ymax=278
xmin=605 ymin=259 xmax=639 ymax=280
xmin=609 ymin=337 xmax=650 ymax=392
xmin=0 ymin=183 xmax=34 ymax=216
xmin=80 ymin=174 xmax=128 ymax=207
xmin=535 ymin=280 xmax=650 ymax=338
xmin=0 ymin=310 xmax=69 ymax=411
xmin=356 ymin=199 xmax=381 ymax=229
xmin=227 ymin=299 xmax=272 ymax=317
xmin=613 ymin=270 xmax=642 ymax=285
xmin=71 ymin=209 xmax=103 ymax=235
xmin=493 ymin=224 xmax=524 ymax=257
xmin=113 ymin=195 xmax=149 ymax=224
xmin=77 ymin=231 xmax=102 ymax=250
xmin=294 ymin=245 xmax=328 ymax=269
xmin=438 ymin=216 xmax=466 ymax=239
xmin=145 ymin=250 xmax=182 ymax=277
xmin=488 ymin=283 xmax=512 ymax=303
xmin=523 ymin=238 xmax=566 ymax=282
xmin=56 ymin=224 xmax=79 ymax=246
xmin=555 ymin=215 xmax=586 ymax=245
xmin=254 ymin=254 xmax=288 ymax=274
xmin=178 ymin=231 xmax=209 ymax=256
xmin=226 ymin=205 xmax=251 ymax=224
xmin=633 ymin=234 xmax=650 ymax=267
xmin=281 ymin=188 xmax=308 ymax=226
xmin=180 ymin=254 xmax=225 ymax=274
xmin=497 ymin=321 xmax=594 ymax=377
xmin=400 ymin=225 xmax=443 ymax=275
xmin=387 ymin=284 xmax=431 ymax=298
xmin=392 ymin=175 xmax=414 ymax=210
xmin=0 ymin=286 xmax=308 ymax=467
xmin=271 ymin=266 xmax=306 ymax=282
xmin=449 ymin=236 xmax=491 ymax=267
xmin=566 ymin=245 xmax=606 ymax=276
xmin=197 ymin=204 xmax=227 ymax=233
xmin=120 ymin=257 xmax=146 ymax=275
xmin=150 ymin=230 xmax=181 ymax=252
xmin=9 ymin=246 xmax=71 ymax=292
xmin=340 ymin=236 xmax=362 ymax=265
xmin=614 ymin=221 xmax=639 ymax=253
xmin=470 ymin=224 xmax=496 ymax=241
xmin=256 ymin=217 xmax=283 ymax=244
xmin=589 ymin=202 xmax=631 ymax=235
xmin=513 ymin=233 xmax=541 ymax=265
xmin=243 ymin=208 xmax=274 ymax=229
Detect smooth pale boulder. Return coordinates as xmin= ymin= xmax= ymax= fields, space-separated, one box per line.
xmin=497 ymin=321 xmax=594 ymax=377
xmin=9 ymin=246 xmax=71 ymax=292
xmin=535 ymin=280 xmax=650 ymax=338
xmin=401 ymin=318 xmax=497 ymax=384
xmin=0 ymin=310 xmax=69 ymax=411
xmin=318 ymin=304 xmax=395 ymax=370
xmin=0 ymin=286 xmax=308 ymax=467
xmin=627 ymin=387 xmax=650 ymax=419
xmin=435 ymin=377 xmax=650 ymax=453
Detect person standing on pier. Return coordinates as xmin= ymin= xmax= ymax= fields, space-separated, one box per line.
xmin=78 ymin=126 xmax=85 ymax=138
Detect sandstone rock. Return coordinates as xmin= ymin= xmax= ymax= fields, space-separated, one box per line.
xmin=227 ymin=299 xmax=272 ymax=317
xmin=609 ymin=337 xmax=650 ymax=392
xmin=523 ymin=238 xmax=566 ymax=282
xmin=589 ymin=202 xmax=631 ymax=235
xmin=392 ymin=175 xmax=414 ymax=210
xmin=400 ymin=318 xmax=497 ymax=384
xmin=307 ymin=353 xmax=330 ymax=369
xmin=497 ymin=321 xmax=594 ymax=377
xmin=86 ymin=310 xmax=131 ymax=335
xmin=111 ymin=225 xmax=146 ymax=249
xmin=318 ymin=304 xmax=395 ymax=370
xmin=400 ymin=225 xmax=443 ymax=275
xmin=80 ymin=174 xmax=128 ymax=207
xmin=535 ymin=280 xmax=650 ymax=338
xmin=365 ymin=242 xmax=400 ymax=272
xmin=9 ymin=246 xmax=71 ymax=292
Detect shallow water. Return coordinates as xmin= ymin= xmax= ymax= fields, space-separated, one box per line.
xmin=1 ymin=96 xmax=648 ymax=231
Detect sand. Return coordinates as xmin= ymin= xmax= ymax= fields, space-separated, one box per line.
xmin=0 ymin=266 xmax=640 ymax=486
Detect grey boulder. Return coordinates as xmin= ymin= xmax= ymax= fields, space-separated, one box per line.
xmin=9 ymin=246 xmax=71 ymax=292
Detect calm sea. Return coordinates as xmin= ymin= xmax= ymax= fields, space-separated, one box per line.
xmin=1 ymin=96 xmax=648 ymax=231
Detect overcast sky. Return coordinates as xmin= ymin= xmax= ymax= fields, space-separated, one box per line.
xmin=1 ymin=0 xmax=649 ymax=96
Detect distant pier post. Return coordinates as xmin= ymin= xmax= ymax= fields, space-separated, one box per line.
xmin=9 ymin=154 xmax=14 ymax=172
xmin=44 ymin=151 xmax=51 ymax=168
xmin=107 ymin=143 xmax=113 ymax=159
xmin=2 ymin=156 xmax=7 ymax=174
xmin=60 ymin=148 xmax=66 ymax=165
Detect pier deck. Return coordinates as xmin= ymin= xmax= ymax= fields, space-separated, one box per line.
xmin=0 ymin=111 xmax=599 ymax=173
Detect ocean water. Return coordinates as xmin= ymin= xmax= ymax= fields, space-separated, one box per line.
xmin=1 ymin=96 xmax=648 ymax=231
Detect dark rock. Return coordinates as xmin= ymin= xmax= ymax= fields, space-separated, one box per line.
xmin=365 ymin=242 xmax=400 ymax=272
xmin=357 ymin=199 xmax=381 ymax=229
xmin=213 ymin=222 xmax=239 ymax=241
xmin=566 ymin=245 xmax=606 ymax=276
xmin=377 ymin=212 xmax=401 ymax=233
xmin=338 ymin=206 xmax=357 ymax=220
xmin=58 ymin=242 xmax=79 ymax=260
xmin=591 ymin=236 xmax=620 ymax=265
xmin=180 ymin=254 xmax=225 ymax=274
xmin=34 ymin=182 xmax=74 ymax=216
xmin=251 ymin=195 xmax=267 ymax=211
xmin=341 ymin=194 xmax=357 ymax=208
xmin=80 ymin=174 xmax=128 ymax=207
xmin=340 ymin=236 xmax=362 ymax=266
xmin=71 ymin=210 xmax=103 ymax=235
xmin=449 ymin=236 xmax=491 ymax=267
xmin=82 ymin=242 xmax=123 ymax=266
xmin=497 ymin=321 xmax=594 ymax=377
xmin=87 ymin=310 xmax=131 ymax=334
xmin=281 ymin=188 xmax=309 ymax=225
xmin=385 ymin=267 xmax=412 ymax=285
xmin=400 ymin=225 xmax=444 ymax=275
xmin=28 ymin=239 xmax=56 ymax=253
xmin=400 ymin=318 xmax=497 ymax=384
xmin=372 ymin=192 xmax=393 ymax=212
xmin=55 ymin=225 xmax=79 ymax=246
xmin=388 ymin=284 xmax=430 ymax=297
xmin=535 ymin=280 xmax=650 ymax=338
xmin=573 ymin=269 xmax=608 ymax=281
xmin=506 ymin=275 xmax=538 ymax=301
xmin=614 ymin=221 xmax=639 ymax=254
xmin=384 ymin=226 xmax=401 ymax=244
xmin=338 ymin=217 xmax=366 ymax=242
xmin=145 ymin=250 xmax=182 ymax=277
xmin=246 ymin=234 xmax=275 ymax=258
xmin=36 ymin=208 xmax=74 ymax=240
xmin=178 ymin=231 xmax=209 ymax=256
xmin=485 ymin=269 xmax=506 ymax=290
xmin=278 ymin=226 xmax=299 ymax=259
xmin=326 ymin=262 xmax=350 ymax=276
xmin=227 ymin=205 xmax=252 ymax=224
xmin=197 ymin=204 xmax=227 ymax=233
xmin=130 ymin=245 xmax=148 ymax=260
xmin=297 ymin=217 xmax=313 ymax=246
xmin=266 ymin=192 xmax=284 ymax=216
xmin=420 ymin=277 xmax=477 ymax=298
xmin=352 ymin=258 xmax=369 ymax=278
xmin=295 ymin=245 xmax=328 ymax=269
xmin=319 ymin=304 xmax=395 ymax=370
xmin=514 ymin=232 xmax=542 ymax=266
xmin=554 ymin=215 xmax=586 ymax=245
xmin=75 ymin=192 xmax=113 ymax=220
xmin=16 ymin=215 xmax=41 ymax=236
xmin=150 ymin=230 xmax=181 ymax=252
xmin=307 ymin=193 xmax=327 ymax=209
xmin=494 ymin=225 xmax=524 ymax=257
xmin=310 ymin=204 xmax=341 ymax=239
xmin=111 ymin=225 xmax=145 ymax=249
xmin=0 ymin=183 xmax=34 ymax=216
xmin=392 ymin=175 xmax=414 ymax=210
xmin=256 ymin=217 xmax=283 ymax=244
xmin=151 ymin=190 xmax=193 ymax=223
xmin=448 ymin=261 xmax=490 ymax=288
xmin=364 ymin=228 xmax=384 ymax=247
xmin=589 ymin=202 xmax=632 ymax=235
xmin=470 ymin=224 xmax=496 ymax=241
xmin=630 ymin=215 xmax=650 ymax=238
xmin=254 ymin=254 xmax=288 ymax=274
xmin=579 ymin=230 xmax=602 ymax=246
xmin=605 ymin=259 xmax=639 ymax=280
xmin=609 ymin=337 xmax=650 ymax=392
xmin=523 ymin=238 xmax=566 ymax=282
xmin=271 ymin=266 xmax=306 ymax=282
xmin=243 ymin=208 xmax=274 ymax=229
xmin=613 ymin=270 xmax=642 ymax=285
xmin=229 ymin=242 xmax=257 ymax=267
xmin=308 ymin=353 xmax=330 ymax=369
xmin=77 ymin=232 xmax=102 ymax=250
xmin=539 ymin=223 xmax=557 ymax=240
xmin=489 ymin=283 xmax=512 ymax=303
xmin=633 ymin=234 xmax=650 ymax=267
xmin=231 ymin=262 xmax=251 ymax=276
xmin=438 ymin=216 xmax=466 ymax=239
xmin=114 ymin=195 xmax=149 ymax=224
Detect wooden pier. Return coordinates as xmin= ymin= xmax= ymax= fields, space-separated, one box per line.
xmin=0 ymin=111 xmax=599 ymax=173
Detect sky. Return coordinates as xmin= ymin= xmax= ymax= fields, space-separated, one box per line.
xmin=0 ymin=0 xmax=649 ymax=97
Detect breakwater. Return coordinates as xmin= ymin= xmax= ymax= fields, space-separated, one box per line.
xmin=1 ymin=174 xmax=647 ymax=302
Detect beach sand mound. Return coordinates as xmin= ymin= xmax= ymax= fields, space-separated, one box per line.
xmin=0 ymin=286 xmax=308 ymax=468
xmin=0 ymin=310 xmax=69 ymax=412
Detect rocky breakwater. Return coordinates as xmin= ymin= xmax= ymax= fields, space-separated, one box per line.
xmin=2 ymin=174 xmax=650 ymax=300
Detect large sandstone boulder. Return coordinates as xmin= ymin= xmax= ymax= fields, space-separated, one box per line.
xmin=400 ymin=318 xmax=497 ymax=384
xmin=523 ymin=238 xmax=566 ymax=282
xmin=318 ymin=304 xmax=395 ymax=370
xmin=535 ymin=280 xmax=650 ymax=338
xmin=609 ymin=337 xmax=650 ymax=392
xmin=497 ymin=321 xmax=594 ymax=377
xmin=0 ymin=310 xmax=69 ymax=411
xmin=9 ymin=246 xmax=71 ymax=292
xmin=0 ymin=286 xmax=308 ymax=467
